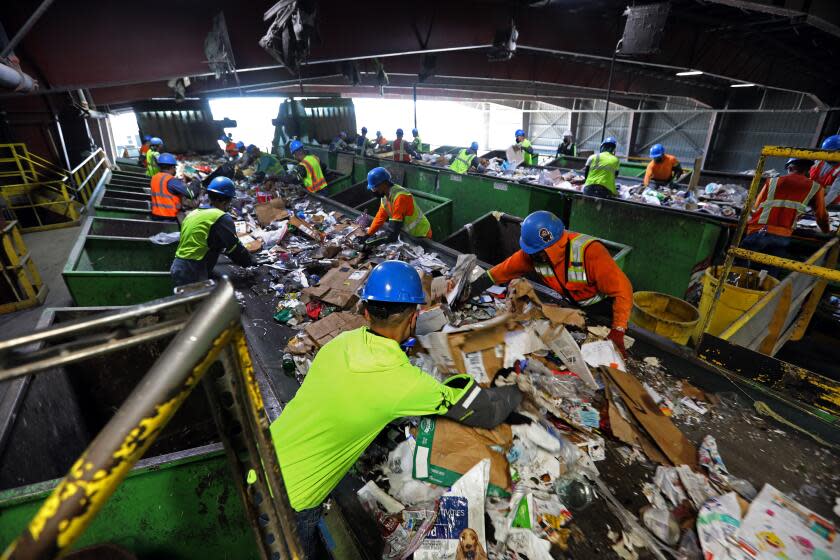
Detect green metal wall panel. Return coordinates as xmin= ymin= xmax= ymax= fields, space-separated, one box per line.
xmin=568 ymin=197 xmax=725 ymax=297
xmin=436 ymin=173 xmax=532 ymax=227
xmin=0 ymin=448 xmax=258 ymax=559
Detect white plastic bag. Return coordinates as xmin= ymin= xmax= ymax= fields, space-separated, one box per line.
xmin=414 ymin=459 xmax=490 ymax=560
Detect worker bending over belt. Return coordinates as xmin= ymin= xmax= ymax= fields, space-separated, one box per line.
xmin=449 ymin=142 xmax=484 ymax=174
xmin=170 ymin=177 xmax=255 ymax=287
xmin=513 ymin=129 xmax=536 ymax=166
xmin=271 ymin=260 xmax=522 ymax=555
xmin=810 ymin=134 xmax=840 ymax=206
xmin=150 ymin=152 xmax=194 ymax=222
xmin=329 ymin=131 xmax=349 ymax=152
xmin=467 ymin=210 xmax=633 ymax=356
xmin=741 ymin=157 xmax=830 ymax=275
xmin=288 ymin=139 xmax=328 ymax=194
xmin=145 ymin=137 xmax=163 ymax=177
xmin=391 ymin=128 xmax=419 ymax=162
xmin=362 ymin=167 xmax=432 ymax=244
xmin=582 ymin=137 xmax=620 ymax=198
xmin=644 ymin=144 xmax=684 ymax=188
xmin=355 ymin=126 xmax=372 ymax=155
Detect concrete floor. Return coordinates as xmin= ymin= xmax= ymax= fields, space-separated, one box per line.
xmin=0 ymin=225 xmax=80 ymax=340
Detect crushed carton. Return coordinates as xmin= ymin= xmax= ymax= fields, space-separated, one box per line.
xmin=290 ymin=215 xmax=325 ymax=242
xmin=303 ymin=264 xmax=369 ymax=309
xmin=303 ymin=311 xmax=368 ymax=348
xmin=254 ymin=198 xmax=288 ymax=226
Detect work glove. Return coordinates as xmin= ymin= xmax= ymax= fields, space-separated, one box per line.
xmin=607 ymin=327 xmax=627 ymax=359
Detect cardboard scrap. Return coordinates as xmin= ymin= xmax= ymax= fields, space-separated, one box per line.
xmin=254 ymin=198 xmax=288 ymax=226
xmin=302 ymin=264 xmax=369 ymax=309
xmin=539 ymin=325 xmax=598 ymax=389
xmin=606 ymin=386 xmax=669 ymax=465
xmin=507 ymin=279 xmax=584 ymax=327
xmin=290 ymin=215 xmax=325 ymax=242
xmin=602 ymin=367 xmax=697 ymax=468
xmin=680 ymin=380 xmax=709 ymax=403
xmin=303 ymin=311 xmax=368 ymax=348
xmin=413 ymin=416 xmax=513 ymax=497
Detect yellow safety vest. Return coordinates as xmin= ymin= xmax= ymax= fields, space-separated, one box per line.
xmin=449 ymin=149 xmax=475 ymax=174
xmin=520 ymin=139 xmax=535 ymax=166
xmin=300 ymin=154 xmax=327 ymax=193
xmin=146 ymin=149 xmax=160 ymax=177
xmin=382 ymin=185 xmax=431 ymax=238
xmin=583 ymin=151 xmax=619 ymax=194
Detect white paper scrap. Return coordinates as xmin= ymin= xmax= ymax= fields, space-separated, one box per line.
xmin=581 ymin=340 xmax=626 ymax=371
xmin=463 ymin=351 xmax=490 ymax=384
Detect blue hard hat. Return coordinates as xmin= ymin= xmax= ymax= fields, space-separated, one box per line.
xmin=821 ymin=135 xmax=840 ymax=151
xmin=157 ymin=152 xmax=177 ymax=166
xmin=650 ymin=144 xmax=665 ymax=158
xmin=150 ymin=137 xmax=163 ymax=146
xmin=289 ymin=140 xmax=303 ymax=154
xmin=519 ymin=211 xmax=565 ymax=254
xmin=515 ymin=129 xmax=525 ymax=137
xmin=361 ymin=260 xmax=426 ymax=304
xmin=207 ymin=176 xmax=236 ymax=198
xmin=246 ymin=144 xmax=258 ymax=153
xmin=601 ymin=136 xmax=617 ymax=151
xmin=143 ymin=135 xmax=152 ymax=142
xmin=236 ymin=141 xmax=245 ymax=150
xmin=412 ymin=128 xmax=418 ymax=136
xmin=367 ymin=166 xmax=391 ymax=190
xmin=361 ymin=127 xmax=368 ymax=134
xmin=396 ymin=128 xmax=404 ymax=136
xmin=470 ymin=141 xmax=479 ymax=151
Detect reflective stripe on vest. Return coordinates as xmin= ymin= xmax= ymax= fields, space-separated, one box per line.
xmin=175 ymin=207 xmax=226 ymax=261
xmin=535 ymin=233 xmax=605 ymax=307
xmin=381 ymin=185 xmax=431 ymax=238
xmin=449 ymin=149 xmax=475 ymax=174
xmin=300 ymin=154 xmax=327 ymax=193
xmin=813 ymin=161 xmax=840 ymax=187
xmin=393 ymin=138 xmax=410 ymax=162
xmin=757 ymin=177 xmax=821 ymax=224
xmin=150 ymin=173 xmax=179 ymax=217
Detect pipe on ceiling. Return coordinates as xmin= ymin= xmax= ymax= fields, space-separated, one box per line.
xmin=0 ymin=62 xmax=37 ymax=93
xmin=0 ymin=0 xmax=56 ymax=58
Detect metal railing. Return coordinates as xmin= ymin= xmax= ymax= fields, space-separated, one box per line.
xmin=69 ymin=148 xmax=109 ymax=205
xmin=0 ymin=279 xmax=302 ymax=560
xmin=696 ymin=145 xmax=840 ymax=355
xmin=0 ymin=220 xmax=47 ymax=314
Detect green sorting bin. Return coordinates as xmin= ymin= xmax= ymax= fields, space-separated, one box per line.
xmin=103 ymin=188 xmax=149 ymax=201
xmin=63 ymin=217 xmax=177 ymax=305
xmin=93 ymin=188 xmax=154 ymax=220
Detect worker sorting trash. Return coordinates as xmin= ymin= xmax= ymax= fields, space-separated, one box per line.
xmin=1 ymin=6 xmax=839 ymax=559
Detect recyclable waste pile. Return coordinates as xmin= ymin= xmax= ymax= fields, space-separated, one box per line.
xmin=210 ymin=155 xmax=836 ymax=559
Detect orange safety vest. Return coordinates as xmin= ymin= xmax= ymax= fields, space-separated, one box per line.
xmin=150 ymin=173 xmax=181 ymax=218
xmin=392 ymin=138 xmax=411 ymax=162
xmin=225 ymin=142 xmax=239 ymax=157
xmin=747 ymin=175 xmax=821 ymax=237
xmin=139 ymin=143 xmax=150 ymax=167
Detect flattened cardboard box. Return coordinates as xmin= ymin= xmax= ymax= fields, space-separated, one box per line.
xmin=254 ymin=198 xmax=288 ymax=227
xmin=303 ymin=312 xmax=368 ymax=348
xmin=303 ymin=265 xmax=369 ymax=308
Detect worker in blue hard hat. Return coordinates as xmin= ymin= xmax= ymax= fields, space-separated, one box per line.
xmin=449 ymin=142 xmax=485 ymax=174
xmin=355 ymin=126 xmax=372 ymax=155
xmin=287 ymin=139 xmax=328 ymax=194
xmin=643 ymin=144 xmax=684 ymax=188
xmin=410 ymin=128 xmax=423 ymax=153
xmin=362 ymin=167 xmax=432 ymax=245
xmin=270 ymin=259 xmax=522 ymax=555
xmin=235 ymin=141 xmax=246 ymax=156
xmin=149 ymin=153 xmax=195 ymax=222
xmin=582 ymin=136 xmax=620 ymax=198
xmin=810 ymin=134 xmax=840 ymax=206
xmin=170 ymin=176 xmax=256 ymax=287
xmin=139 ymin=135 xmax=153 ymax=167
xmin=463 ymin=210 xmax=633 ymax=356
xmin=513 ymin=129 xmax=536 ymax=166
xmin=238 ymin=144 xmax=262 ymax=169
xmin=145 ymin=137 xmax=163 ymax=178
xmin=391 ymin=128 xmax=419 ymax=162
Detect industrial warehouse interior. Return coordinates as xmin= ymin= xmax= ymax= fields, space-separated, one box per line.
xmin=0 ymin=1 xmax=839 ymax=558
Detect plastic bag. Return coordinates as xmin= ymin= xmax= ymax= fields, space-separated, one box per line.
xmin=149 ymin=231 xmax=181 ymax=245
xmin=642 ymin=506 xmax=680 ymax=545
xmin=414 ymin=459 xmax=490 ymax=560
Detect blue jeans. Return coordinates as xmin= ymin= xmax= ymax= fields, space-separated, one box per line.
xmin=170 ymin=253 xmax=221 ymax=287
xmin=739 ymin=231 xmax=791 ymax=277
xmin=296 ymin=505 xmax=323 ymax=558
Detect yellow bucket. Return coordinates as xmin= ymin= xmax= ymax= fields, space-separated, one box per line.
xmin=631 ymin=291 xmax=700 ymax=345
xmin=694 ymin=266 xmax=779 ymax=339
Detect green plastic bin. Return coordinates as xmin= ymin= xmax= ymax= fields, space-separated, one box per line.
xmin=63 ymin=217 xmax=177 ymax=305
